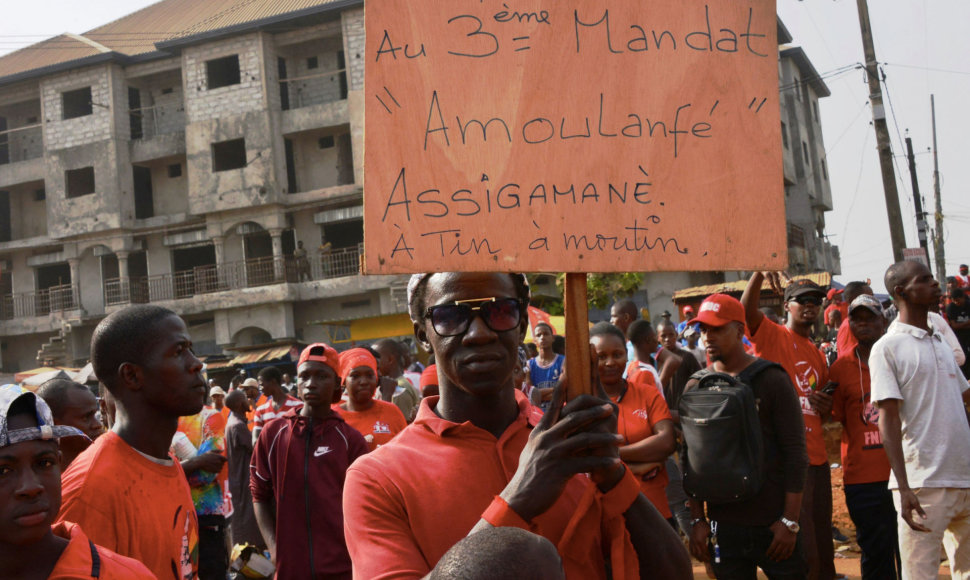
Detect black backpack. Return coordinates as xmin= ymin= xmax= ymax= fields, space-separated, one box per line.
xmin=678 ymin=358 xmax=780 ymax=504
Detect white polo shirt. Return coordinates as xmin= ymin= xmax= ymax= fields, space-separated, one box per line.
xmin=870 ymin=319 xmax=970 ymax=490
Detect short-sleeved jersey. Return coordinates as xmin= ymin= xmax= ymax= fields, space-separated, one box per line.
xmin=612 ymin=380 xmax=673 ymax=518
xmin=335 ymin=399 xmax=408 ymax=451
xmin=829 ymin=350 xmax=890 ymax=485
xmin=751 ymin=318 xmax=829 ymax=465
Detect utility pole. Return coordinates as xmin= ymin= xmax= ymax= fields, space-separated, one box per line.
xmin=905 ymin=136 xmax=929 ymax=256
xmin=931 ymin=95 xmax=946 ymax=283
xmin=856 ymin=0 xmax=906 ymax=262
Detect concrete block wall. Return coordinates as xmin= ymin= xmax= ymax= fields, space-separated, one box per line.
xmin=45 ymin=140 xmax=125 ymax=237
xmin=341 ymin=8 xmax=365 ymax=92
xmin=41 ymin=66 xmax=113 ymax=150
xmin=183 ymin=33 xmax=266 ymax=123
xmin=184 ymin=110 xmax=279 ymax=214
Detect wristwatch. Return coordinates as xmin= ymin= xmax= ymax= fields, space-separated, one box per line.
xmin=780 ymin=517 xmax=800 ymax=534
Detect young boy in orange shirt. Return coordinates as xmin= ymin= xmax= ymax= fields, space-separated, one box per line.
xmin=0 ymin=384 xmax=154 ymax=579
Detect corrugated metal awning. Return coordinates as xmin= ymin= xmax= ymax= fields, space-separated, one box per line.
xmin=229 ymin=344 xmax=294 ymax=366
xmin=672 ymin=272 xmax=832 ymax=301
xmin=314 ymin=205 xmax=363 ymax=225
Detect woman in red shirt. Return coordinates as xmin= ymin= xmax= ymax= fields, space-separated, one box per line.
xmin=590 ymin=322 xmax=677 ymax=523
xmin=335 ymin=348 xmax=407 ymax=451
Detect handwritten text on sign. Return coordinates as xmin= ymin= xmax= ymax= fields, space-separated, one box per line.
xmin=364 ymin=1 xmax=787 ymax=274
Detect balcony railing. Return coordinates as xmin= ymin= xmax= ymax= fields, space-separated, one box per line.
xmin=102 ymin=244 xmax=362 ymax=306
xmin=0 ymin=284 xmax=78 ymax=320
xmin=128 ymin=100 xmax=185 ymax=140
xmin=0 ymin=123 xmax=43 ymax=165
xmin=280 ymin=68 xmax=347 ymax=110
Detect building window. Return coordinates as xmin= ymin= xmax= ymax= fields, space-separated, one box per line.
xmin=318 ymin=135 xmax=335 ymax=149
xmin=211 ymin=139 xmax=247 ymax=172
xmin=812 ymin=101 xmax=819 ymax=123
xmin=206 ymin=55 xmax=241 ymax=90
xmin=793 ymin=76 xmax=801 ymax=101
xmin=161 ymin=87 xmax=174 ymax=95
xmin=168 ymin=163 xmax=182 ymax=178
xmin=781 ymin=122 xmax=789 ymax=149
xmin=62 ymin=87 xmax=93 ymax=120
xmin=802 ymin=142 xmax=810 ymax=165
xmin=65 ymin=167 xmax=96 ymax=198
xmin=33 ymin=187 xmax=45 ymax=201
xmin=307 ymin=56 xmax=318 ymax=70
xmin=821 ymin=159 xmax=828 ymax=180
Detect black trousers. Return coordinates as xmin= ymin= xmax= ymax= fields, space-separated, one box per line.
xmin=844 ymin=481 xmax=901 ymax=579
xmin=800 ymin=464 xmax=836 ymax=580
xmin=709 ymin=521 xmax=807 ymax=580
xmin=198 ymin=514 xmax=228 ymax=580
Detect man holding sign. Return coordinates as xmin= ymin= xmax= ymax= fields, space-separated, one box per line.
xmin=343 ymin=272 xmax=690 ymax=579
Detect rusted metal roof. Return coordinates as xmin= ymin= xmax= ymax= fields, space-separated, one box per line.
xmin=0 ymin=0 xmax=352 ymax=81
xmin=229 ymin=344 xmax=294 ymax=366
xmin=672 ymin=272 xmax=833 ymax=301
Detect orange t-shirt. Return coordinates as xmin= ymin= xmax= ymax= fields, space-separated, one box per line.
xmin=49 ymin=521 xmax=156 ymax=579
xmin=829 ymin=351 xmax=891 ymax=485
xmin=57 ymin=431 xmax=199 ymax=580
xmin=335 ymin=399 xmax=408 ymax=451
xmin=612 ymin=380 xmax=673 ymax=518
xmin=751 ymin=318 xmax=829 ymax=466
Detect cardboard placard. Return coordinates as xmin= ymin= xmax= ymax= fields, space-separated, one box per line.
xmin=364 ymin=0 xmax=786 ymax=274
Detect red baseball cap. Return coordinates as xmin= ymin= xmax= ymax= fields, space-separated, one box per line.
xmin=683 ymin=305 xmax=695 ymax=315
xmin=297 ymin=343 xmax=340 ymax=375
xmin=826 ymin=288 xmax=843 ymax=301
xmin=687 ymin=294 xmax=746 ymax=327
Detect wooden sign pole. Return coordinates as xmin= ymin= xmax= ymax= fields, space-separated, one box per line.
xmin=563 ymin=273 xmax=592 ymax=401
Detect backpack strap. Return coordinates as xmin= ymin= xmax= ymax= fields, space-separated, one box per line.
xmin=88 ymin=540 xmax=102 ymax=578
xmin=736 ymin=358 xmax=783 ymax=384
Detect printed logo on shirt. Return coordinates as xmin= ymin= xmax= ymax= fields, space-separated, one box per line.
xmin=632 ymin=408 xmax=650 ymax=420
xmin=373 ymin=421 xmax=392 ymax=434
xmin=314 ymin=446 xmax=332 ymax=457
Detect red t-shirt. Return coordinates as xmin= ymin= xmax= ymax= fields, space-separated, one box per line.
xmin=751 ymin=319 xmax=829 ymax=465
xmin=57 ymin=431 xmax=198 ymax=580
xmin=612 ymin=380 xmax=673 ymax=518
xmin=335 ymin=399 xmax=408 ymax=451
xmin=49 ymin=521 xmax=156 ymax=579
xmin=829 ymin=350 xmax=890 ymax=485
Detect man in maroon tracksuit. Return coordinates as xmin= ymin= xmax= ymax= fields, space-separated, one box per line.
xmin=251 ymin=343 xmax=368 ymax=580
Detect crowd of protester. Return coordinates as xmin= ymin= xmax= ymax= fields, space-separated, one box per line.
xmin=1 ymin=262 xmax=968 ymax=579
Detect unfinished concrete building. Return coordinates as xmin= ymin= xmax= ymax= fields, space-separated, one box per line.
xmin=0 ymin=0 xmax=410 ymax=374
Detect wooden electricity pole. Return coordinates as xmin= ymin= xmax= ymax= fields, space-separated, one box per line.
xmin=856 ymin=0 xmax=906 ymax=262
xmin=931 ymin=95 xmax=946 ymax=283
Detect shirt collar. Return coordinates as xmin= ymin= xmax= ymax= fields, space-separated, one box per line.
xmin=889 ymin=320 xmax=939 ymax=340
xmin=414 ymin=392 xmax=541 ymax=438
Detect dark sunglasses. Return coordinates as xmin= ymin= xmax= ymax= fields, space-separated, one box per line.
xmin=790 ymin=295 xmax=822 ymax=306
xmin=426 ymin=297 xmax=523 ymax=337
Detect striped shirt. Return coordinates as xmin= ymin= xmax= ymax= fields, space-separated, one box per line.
xmin=252 ymin=395 xmax=303 ymax=442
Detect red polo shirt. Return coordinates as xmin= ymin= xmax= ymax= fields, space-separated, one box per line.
xmin=343 ymin=395 xmax=642 ymax=579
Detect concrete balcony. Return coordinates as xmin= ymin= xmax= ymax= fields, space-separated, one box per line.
xmin=129 ymin=101 xmax=187 ymax=163
xmin=1 ymin=284 xmax=79 ymax=323
xmin=104 ymin=244 xmax=364 ymax=309
xmin=0 ymin=124 xmax=44 ymax=187
xmin=281 ymin=98 xmax=348 ymax=135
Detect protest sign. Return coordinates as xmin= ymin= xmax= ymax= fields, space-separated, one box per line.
xmin=364 ymin=0 xmax=786 ymax=274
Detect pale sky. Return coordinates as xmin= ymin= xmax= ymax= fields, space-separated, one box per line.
xmin=2 ymin=0 xmax=967 ymax=294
